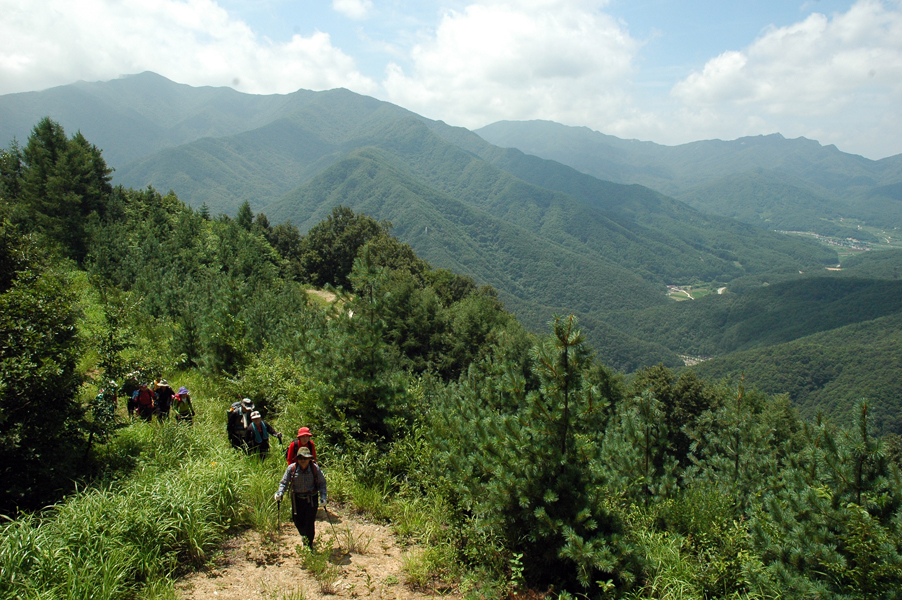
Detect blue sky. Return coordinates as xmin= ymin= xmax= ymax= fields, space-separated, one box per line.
xmin=1 ymin=0 xmax=900 ymax=158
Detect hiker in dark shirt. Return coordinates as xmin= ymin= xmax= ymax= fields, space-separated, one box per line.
xmin=275 ymin=447 xmax=327 ymax=550
xmin=154 ymin=379 xmax=175 ymax=420
xmin=244 ymin=411 xmax=281 ymax=457
xmin=227 ymin=398 xmax=255 ymax=448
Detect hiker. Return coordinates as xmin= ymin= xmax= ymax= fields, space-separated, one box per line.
xmin=227 ymin=398 xmax=255 ymax=448
xmin=122 ymin=373 xmax=140 ymax=418
xmin=285 ymin=426 xmax=317 ymax=464
xmin=173 ymin=386 xmax=195 ymax=423
xmin=275 ymin=447 xmax=327 ymax=550
xmin=154 ymin=379 xmax=175 ymax=420
xmin=132 ymin=382 xmax=155 ymax=421
xmin=244 ymin=411 xmax=282 ymax=457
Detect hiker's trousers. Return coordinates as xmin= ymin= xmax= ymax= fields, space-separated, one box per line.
xmin=291 ymin=493 xmax=319 ymax=546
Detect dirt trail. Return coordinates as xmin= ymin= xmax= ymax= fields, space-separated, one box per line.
xmin=306 ymin=289 xmax=338 ymax=303
xmin=177 ymin=505 xmax=456 ymax=600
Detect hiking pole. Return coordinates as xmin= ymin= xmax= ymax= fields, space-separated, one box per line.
xmin=322 ymin=503 xmax=338 ymax=538
xmin=276 ymin=496 xmax=282 ymax=536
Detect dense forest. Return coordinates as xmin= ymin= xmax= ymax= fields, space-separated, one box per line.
xmin=0 ymin=73 xmax=847 ymax=370
xmin=3 ymin=120 xmax=902 ymax=599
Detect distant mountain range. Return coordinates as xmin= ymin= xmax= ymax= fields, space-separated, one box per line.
xmin=476 ymin=120 xmax=902 ymax=237
xmin=3 ymin=72 xmax=901 ymax=430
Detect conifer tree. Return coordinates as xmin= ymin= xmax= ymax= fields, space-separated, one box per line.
xmin=601 ymin=390 xmax=678 ymax=501
xmin=0 ymin=140 xmax=23 ymax=202
xmin=314 ymin=246 xmax=404 ymax=442
xmin=685 ymin=381 xmax=781 ymax=504
xmin=434 ymin=315 xmax=639 ymax=592
xmin=15 ymin=119 xmax=112 ymax=261
xmin=299 ymin=205 xmax=388 ymax=289
xmin=0 ymin=217 xmax=85 ymax=512
xmin=236 ymin=200 xmax=253 ymax=231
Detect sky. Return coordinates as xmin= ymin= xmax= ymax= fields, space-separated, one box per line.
xmin=1 ymin=0 xmax=901 ymax=159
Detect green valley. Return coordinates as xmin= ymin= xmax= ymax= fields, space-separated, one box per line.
xmin=4 ymin=110 xmax=902 ymax=599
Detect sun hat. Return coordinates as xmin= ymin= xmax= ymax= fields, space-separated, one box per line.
xmin=241 ymin=398 xmax=254 ymax=409
xmin=250 ymin=411 xmax=261 ymax=420
xmin=296 ymin=427 xmax=312 ymax=437
xmin=296 ymin=447 xmax=313 ymax=460
xmin=178 ymin=387 xmax=189 ymax=395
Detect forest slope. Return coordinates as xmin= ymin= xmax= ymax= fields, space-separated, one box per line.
xmin=689 ymin=312 xmax=902 ymax=435
xmin=611 ymin=277 xmax=902 ymax=357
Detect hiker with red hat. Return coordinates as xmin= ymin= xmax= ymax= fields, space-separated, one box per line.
xmin=286 ymin=426 xmax=317 ymax=464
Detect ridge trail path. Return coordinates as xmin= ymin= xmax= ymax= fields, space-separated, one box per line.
xmin=177 ymin=505 xmax=456 ymax=600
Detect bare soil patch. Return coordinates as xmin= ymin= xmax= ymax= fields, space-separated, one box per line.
xmin=306 ymin=289 xmax=338 ymax=304
xmin=176 ymin=505 xmax=458 ymax=600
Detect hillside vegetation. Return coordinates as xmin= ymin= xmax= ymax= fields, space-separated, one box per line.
xmin=611 ymin=277 xmax=902 ymax=357
xmin=4 ymin=120 xmax=902 ymax=600
xmin=1 ymin=74 xmax=844 ymax=368
xmin=476 ymin=119 xmax=902 ymax=237
xmin=690 ymin=312 xmax=902 ymax=435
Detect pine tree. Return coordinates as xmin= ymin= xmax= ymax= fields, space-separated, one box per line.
xmin=235 ymin=200 xmax=253 ymax=231
xmin=298 ymin=205 xmax=388 ymax=289
xmin=0 ymin=217 xmax=86 ymax=513
xmin=16 ymin=119 xmax=112 ymax=261
xmin=433 ymin=315 xmax=640 ymax=592
xmin=601 ymin=390 xmax=678 ymax=501
xmin=312 ymin=246 xmax=404 ymax=442
xmin=685 ymin=380 xmax=781 ymax=504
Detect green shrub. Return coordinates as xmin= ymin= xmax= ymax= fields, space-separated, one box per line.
xmin=402 ymin=543 xmax=456 ymax=590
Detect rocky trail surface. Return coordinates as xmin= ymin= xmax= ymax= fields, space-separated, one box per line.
xmin=176 ymin=505 xmax=457 ymax=600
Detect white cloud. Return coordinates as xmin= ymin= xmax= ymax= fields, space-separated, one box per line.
xmin=381 ymin=0 xmax=648 ymax=130
xmin=332 ymin=0 xmax=374 ymax=20
xmin=0 ymin=0 xmax=377 ymax=95
xmin=666 ymin=0 xmax=902 ymax=158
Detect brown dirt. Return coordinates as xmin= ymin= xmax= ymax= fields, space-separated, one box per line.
xmin=176 ymin=505 xmax=458 ymax=600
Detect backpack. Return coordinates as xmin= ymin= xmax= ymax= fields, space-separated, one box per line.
xmin=134 ymin=388 xmax=154 ymax=406
xmin=285 ymin=439 xmax=315 ymax=462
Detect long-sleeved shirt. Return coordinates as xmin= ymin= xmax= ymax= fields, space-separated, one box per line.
xmin=245 ymin=421 xmax=279 ymax=451
xmin=155 ymin=386 xmax=175 ymax=411
xmin=277 ymin=462 xmax=327 ymax=502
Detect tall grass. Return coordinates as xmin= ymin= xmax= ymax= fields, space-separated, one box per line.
xmin=0 ymin=458 xmax=246 ymax=598
xmin=0 ymin=381 xmax=285 ymax=600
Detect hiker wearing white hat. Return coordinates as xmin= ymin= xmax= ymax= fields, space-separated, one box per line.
xmin=244 ymin=410 xmax=282 ymax=457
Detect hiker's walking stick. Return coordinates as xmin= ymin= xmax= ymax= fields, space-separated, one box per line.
xmin=322 ymin=503 xmax=338 ymax=538
xmin=276 ymin=496 xmax=282 ymax=535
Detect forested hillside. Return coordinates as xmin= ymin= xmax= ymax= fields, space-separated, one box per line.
xmin=0 ymin=74 xmax=839 ymax=365
xmin=689 ymin=312 xmax=902 ymax=435
xmin=839 ymin=248 xmax=902 ymax=279
xmin=476 ymin=119 xmax=902 ymax=236
xmin=0 ymin=71 xmax=320 ymax=166
xmin=611 ymin=277 xmax=902 ymax=357
xmin=4 ymin=120 xmax=902 ymax=599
